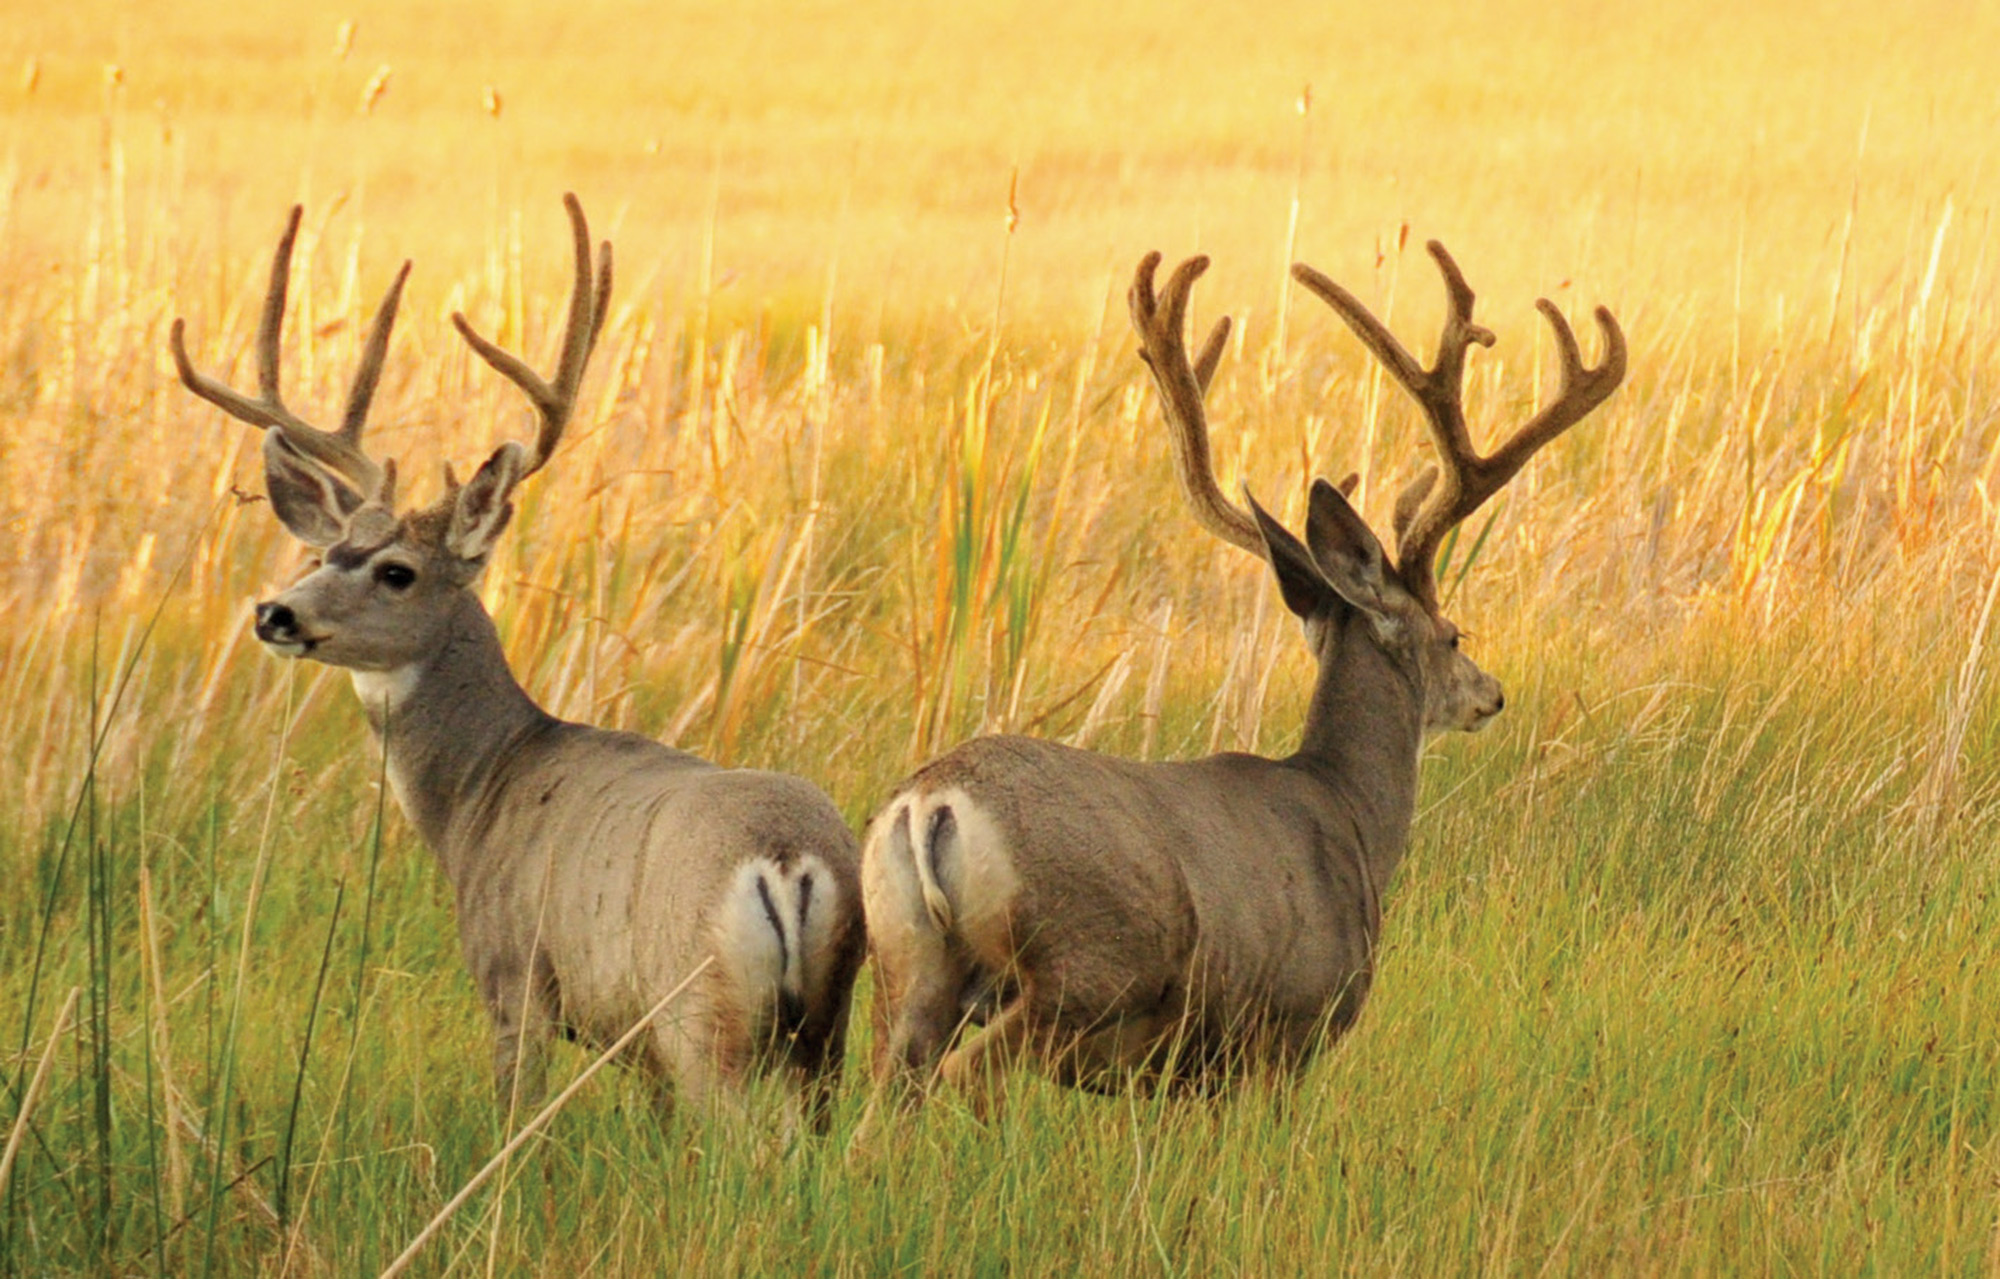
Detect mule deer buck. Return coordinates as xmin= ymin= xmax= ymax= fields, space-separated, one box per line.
xmin=862 ymin=244 xmax=1623 ymax=1106
xmin=173 ymin=195 xmax=864 ymax=1124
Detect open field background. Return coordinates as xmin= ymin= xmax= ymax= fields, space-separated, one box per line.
xmin=3 ymin=0 xmax=1999 ymax=1273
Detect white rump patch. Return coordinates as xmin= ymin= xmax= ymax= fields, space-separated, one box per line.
xmin=860 ymin=788 xmax=1018 ymax=945
xmin=715 ymin=854 xmax=840 ymax=1022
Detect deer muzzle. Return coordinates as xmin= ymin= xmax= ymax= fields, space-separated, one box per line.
xmin=254 ymin=601 xmax=317 ymax=657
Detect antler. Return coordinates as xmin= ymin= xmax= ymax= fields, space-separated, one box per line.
xmin=1290 ymin=240 xmax=1625 ymax=609
xmin=451 ymin=192 xmax=613 ymax=483
xmin=1128 ymin=252 xmax=1262 ymax=556
xmin=170 ymin=205 xmax=408 ymax=501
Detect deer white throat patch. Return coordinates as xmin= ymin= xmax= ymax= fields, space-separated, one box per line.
xmin=350 ymin=665 xmax=421 ymax=717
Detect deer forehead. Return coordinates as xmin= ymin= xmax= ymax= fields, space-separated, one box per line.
xmin=325 ymin=506 xmax=472 ymax=574
xmin=322 ymin=507 xmax=406 ymax=568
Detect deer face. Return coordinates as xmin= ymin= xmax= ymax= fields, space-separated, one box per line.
xmin=253 ymin=501 xmax=481 ymax=671
xmin=1410 ymin=610 xmax=1504 ymax=734
xmin=1251 ymin=480 xmax=1504 ymax=737
xmin=252 ymin=437 xmax=519 ymax=672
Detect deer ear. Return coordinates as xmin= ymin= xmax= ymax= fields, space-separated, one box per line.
xmin=263 ymin=434 xmax=361 ymax=549
xmin=446 ymin=443 xmax=524 ymax=563
xmin=1244 ymin=488 xmax=1336 ymax=621
xmin=1303 ymin=477 xmax=1399 ymax=622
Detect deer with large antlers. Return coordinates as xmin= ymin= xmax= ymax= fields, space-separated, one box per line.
xmin=861 ymin=243 xmax=1623 ymax=1107
xmin=174 ymin=196 xmax=864 ymax=1124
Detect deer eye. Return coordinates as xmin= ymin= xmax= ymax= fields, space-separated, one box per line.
xmin=375 ymin=562 xmax=417 ymax=590
xmin=1448 ymin=633 xmax=1462 ymax=650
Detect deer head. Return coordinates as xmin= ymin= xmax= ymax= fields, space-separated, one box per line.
xmin=171 ymin=195 xmax=612 ymax=672
xmin=1129 ymin=247 xmax=1624 ymax=735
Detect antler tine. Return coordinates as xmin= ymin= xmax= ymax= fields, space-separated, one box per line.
xmin=1128 ymin=252 xmax=1262 ymax=556
xmin=452 ymin=192 xmax=615 ymax=482
xmin=1295 ymin=239 xmax=1624 ymax=608
xmin=1392 ymin=297 xmax=1625 ymax=606
xmin=339 ymin=259 xmax=414 ymax=441
xmin=253 ymin=206 xmax=300 ymax=406
xmin=1482 ymin=300 xmax=1627 ymax=482
xmin=170 ymin=204 xmax=394 ymax=499
xmin=1291 ymin=240 xmax=1496 ymax=468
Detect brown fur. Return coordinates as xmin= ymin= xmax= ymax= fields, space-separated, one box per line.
xmin=177 ymin=197 xmax=866 ymax=1128
xmin=863 ymin=552 xmax=1472 ymax=1103
xmin=859 ymin=248 xmax=1618 ymax=1114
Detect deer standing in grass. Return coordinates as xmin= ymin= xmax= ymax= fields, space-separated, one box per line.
xmin=173 ymin=195 xmax=864 ymax=1124
xmin=862 ymin=245 xmax=1623 ymax=1106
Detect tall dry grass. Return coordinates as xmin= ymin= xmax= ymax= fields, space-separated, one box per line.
xmin=2 ymin=0 xmax=1998 ymax=1272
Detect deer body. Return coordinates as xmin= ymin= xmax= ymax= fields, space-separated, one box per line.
xmin=177 ymin=196 xmax=864 ymax=1121
xmin=869 ymin=550 xmax=1427 ymax=1089
xmin=346 ymin=593 xmax=859 ymax=1105
xmin=863 ymin=248 xmax=1622 ymax=1105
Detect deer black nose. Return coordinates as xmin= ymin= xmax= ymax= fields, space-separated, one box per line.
xmin=1493 ymin=690 xmax=1506 ymax=713
xmin=255 ymin=601 xmax=298 ymax=642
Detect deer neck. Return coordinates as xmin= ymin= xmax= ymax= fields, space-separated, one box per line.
xmin=1290 ymin=609 xmax=1425 ymax=882
xmin=349 ymin=591 xmax=554 ymax=868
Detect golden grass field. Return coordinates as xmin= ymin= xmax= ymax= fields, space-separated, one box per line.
xmin=3 ymin=0 xmax=1999 ymax=1273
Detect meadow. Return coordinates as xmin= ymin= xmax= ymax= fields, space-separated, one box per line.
xmin=2 ymin=0 xmax=1999 ymax=1272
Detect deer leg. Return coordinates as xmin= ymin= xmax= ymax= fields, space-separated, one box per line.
xmin=483 ymin=949 xmax=557 ymax=1112
xmin=936 ymin=999 xmax=1032 ymax=1120
xmin=1054 ymin=1016 xmax=1166 ymax=1093
xmin=786 ymin=1015 xmax=847 ymax=1137
xmin=489 ymin=998 xmax=551 ymax=1112
xmin=877 ymin=948 xmax=979 ymax=1087
xmin=850 ymin=961 xmax=971 ymax=1150
xmin=655 ymin=999 xmax=761 ymax=1130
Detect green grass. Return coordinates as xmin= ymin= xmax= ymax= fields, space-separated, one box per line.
xmin=5 ymin=0 xmax=2000 ymax=1271
xmin=6 ymin=327 xmax=2000 ymax=1274
xmin=6 ymin=604 xmax=1996 ymax=1275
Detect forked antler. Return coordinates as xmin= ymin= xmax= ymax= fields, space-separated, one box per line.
xmin=1128 ymin=252 xmax=1263 ymax=556
xmin=1291 ymin=241 xmax=1625 ymax=608
xmin=451 ymin=192 xmax=613 ymax=483
xmin=171 ymin=206 xmax=409 ymax=501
